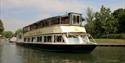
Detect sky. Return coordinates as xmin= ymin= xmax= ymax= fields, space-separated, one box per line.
xmin=0 ymin=0 xmax=125 ymax=32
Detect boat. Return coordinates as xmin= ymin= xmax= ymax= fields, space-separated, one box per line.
xmin=9 ymin=37 xmax=17 ymax=43
xmin=15 ymin=12 xmax=97 ymax=53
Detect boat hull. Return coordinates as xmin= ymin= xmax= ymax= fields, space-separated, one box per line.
xmin=15 ymin=42 xmax=96 ymax=53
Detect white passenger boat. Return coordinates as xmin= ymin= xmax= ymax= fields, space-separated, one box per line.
xmin=15 ymin=12 xmax=96 ymax=53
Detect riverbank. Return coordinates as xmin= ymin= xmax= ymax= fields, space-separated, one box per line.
xmin=95 ymin=39 xmax=125 ymax=43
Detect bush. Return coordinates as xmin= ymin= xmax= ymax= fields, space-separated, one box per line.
xmin=101 ymin=34 xmax=125 ymax=39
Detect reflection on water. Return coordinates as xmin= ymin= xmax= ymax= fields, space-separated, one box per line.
xmin=15 ymin=45 xmax=96 ymax=63
xmin=0 ymin=41 xmax=125 ymax=63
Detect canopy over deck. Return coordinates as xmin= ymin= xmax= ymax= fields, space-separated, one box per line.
xmin=24 ymin=25 xmax=86 ymax=37
xmin=23 ymin=12 xmax=85 ymax=33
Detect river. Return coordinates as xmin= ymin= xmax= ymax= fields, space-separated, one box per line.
xmin=0 ymin=39 xmax=125 ymax=63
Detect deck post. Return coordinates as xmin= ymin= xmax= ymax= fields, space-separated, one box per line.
xmin=52 ymin=35 xmax=54 ymax=43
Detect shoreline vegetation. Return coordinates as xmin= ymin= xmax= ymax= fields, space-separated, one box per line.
xmin=95 ymin=39 xmax=125 ymax=43
xmin=85 ymin=6 xmax=125 ymax=38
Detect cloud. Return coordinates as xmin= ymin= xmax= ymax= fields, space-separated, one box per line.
xmin=2 ymin=0 xmax=88 ymax=13
xmin=2 ymin=0 xmax=124 ymax=14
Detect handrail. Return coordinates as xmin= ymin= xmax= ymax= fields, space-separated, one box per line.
xmin=82 ymin=34 xmax=96 ymax=44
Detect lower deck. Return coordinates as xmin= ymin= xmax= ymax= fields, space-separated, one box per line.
xmin=17 ymin=33 xmax=96 ymax=45
xmin=15 ymin=42 xmax=96 ymax=53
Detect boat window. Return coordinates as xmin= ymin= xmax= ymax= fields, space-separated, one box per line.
xmin=53 ymin=19 xmax=60 ymax=24
xmin=19 ymin=35 xmax=22 ymax=39
xmin=77 ymin=16 xmax=80 ymax=23
xmin=72 ymin=15 xmax=80 ymax=24
xmin=73 ymin=16 xmax=76 ymax=23
xmin=37 ymin=37 xmax=40 ymax=42
xmin=24 ymin=38 xmax=27 ymax=42
xmin=81 ymin=35 xmax=90 ymax=43
xmin=32 ymin=37 xmax=35 ymax=42
xmin=27 ymin=38 xmax=30 ymax=42
xmin=37 ymin=36 xmax=42 ymax=42
xmin=40 ymin=36 xmax=42 ymax=42
xmin=61 ymin=17 xmax=69 ymax=24
xmin=44 ymin=36 xmax=52 ymax=42
xmin=54 ymin=36 xmax=64 ymax=42
xmin=67 ymin=35 xmax=80 ymax=43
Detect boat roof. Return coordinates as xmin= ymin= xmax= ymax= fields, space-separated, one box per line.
xmin=24 ymin=16 xmax=61 ymax=28
xmin=24 ymin=12 xmax=83 ymax=28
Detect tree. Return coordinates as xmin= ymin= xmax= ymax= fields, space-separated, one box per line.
xmin=94 ymin=6 xmax=117 ymax=37
xmin=2 ymin=31 xmax=13 ymax=39
xmin=85 ymin=8 xmax=96 ymax=37
xmin=0 ymin=19 xmax=4 ymax=34
xmin=86 ymin=8 xmax=95 ymax=22
xmin=112 ymin=8 xmax=125 ymax=33
xmin=14 ymin=29 xmax=23 ymax=36
xmin=85 ymin=5 xmax=118 ymax=38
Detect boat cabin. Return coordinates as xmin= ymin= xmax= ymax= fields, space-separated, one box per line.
xmin=23 ymin=12 xmax=84 ymax=33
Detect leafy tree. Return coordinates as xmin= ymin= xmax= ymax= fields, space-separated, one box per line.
xmin=112 ymin=8 xmax=125 ymax=33
xmin=85 ymin=8 xmax=96 ymax=37
xmin=2 ymin=31 xmax=13 ymax=39
xmin=14 ymin=29 xmax=23 ymax=36
xmin=86 ymin=8 xmax=95 ymax=22
xmin=0 ymin=19 xmax=4 ymax=34
xmin=112 ymin=8 xmax=124 ymax=18
xmin=85 ymin=5 xmax=118 ymax=38
xmin=94 ymin=5 xmax=117 ymax=37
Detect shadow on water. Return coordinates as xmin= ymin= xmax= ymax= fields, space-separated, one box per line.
xmin=16 ymin=45 xmax=96 ymax=63
xmin=16 ymin=44 xmax=125 ymax=63
xmin=0 ymin=40 xmax=125 ymax=63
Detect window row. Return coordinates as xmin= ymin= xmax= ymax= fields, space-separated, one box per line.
xmin=24 ymin=35 xmax=64 ymax=43
xmin=23 ymin=16 xmax=69 ymax=33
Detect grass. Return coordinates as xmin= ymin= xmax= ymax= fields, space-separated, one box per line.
xmin=95 ymin=39 xmax=125 ymax=43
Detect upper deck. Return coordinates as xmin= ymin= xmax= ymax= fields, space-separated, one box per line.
xmin=23 ymin=12 xmax=84 ymax=33
xmin=23 ymin=25 xmax=86 ymax=37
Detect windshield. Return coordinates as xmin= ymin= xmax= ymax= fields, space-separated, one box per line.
xmin=67 ymin=35 xmax=80 ymax=43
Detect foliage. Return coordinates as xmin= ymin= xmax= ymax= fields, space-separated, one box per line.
xmin=86 ymin=8 xmax=95 ymax=22
xmin=2 ymin=31 xmax=13 ymax=39
xmin=101 ymin=34 xmax=125 ymax=39
xmin=85 ymin=8 xmax=96 ymax=37
xmin=0 ymin=19 xmax=4 ymax=34
xmin=94 ymin=5 xmax=117 ymax=37
xmin=14 ymin=29 xmax=23 ymax=36
xmin=112 ymin=8 xmax=125 ymax=33
xmin=85 ymin=5 xmax=118 ymax=38
xmin=95 ymin=39 xmax=125 ymax=43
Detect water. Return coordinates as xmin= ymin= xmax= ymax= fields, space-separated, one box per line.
xmin=0 ymin=40 xmax=125 ymax=63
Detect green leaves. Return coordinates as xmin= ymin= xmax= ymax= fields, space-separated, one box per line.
xmin=85 ymin=5 xmax=118 ymax=38
xmin=2 ymin=31 xmax=13 ymax=39
xmin=14 ymin=29 xmax=23 ymax=36
xmin=86 ymin=8 xmax=95 ymax=22
xmin=0 ymin=19 xmax=4 ymax=34
xmin=85 ymin=8 xmax=96 ymax=37
xmin=112 ymin=8 xmax=125 ymax=33
xmin=0 ymin=19 xmax=13 ymax=39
